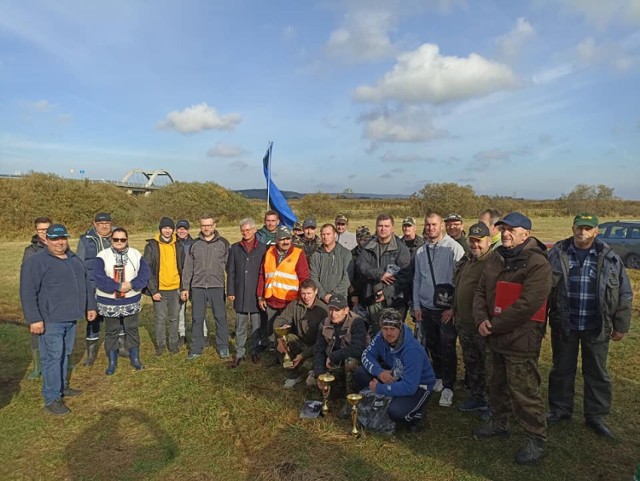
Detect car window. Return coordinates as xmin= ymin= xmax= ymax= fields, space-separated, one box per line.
xmin=630 ymin=228 xmax=640 ymax=239
xmin=612 ymin=227 xmax=627 ymax=239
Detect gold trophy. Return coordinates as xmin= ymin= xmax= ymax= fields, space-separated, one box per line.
xmin=273 ymin=325 xmax=294 ymax=368
xmin=346 ymin=393 xmax=363 ymax=437
xmin=318 ymin=373 xmax=335 ymax=415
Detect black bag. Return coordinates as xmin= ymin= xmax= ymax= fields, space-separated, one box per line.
xmin=357 ymin=389 xmax=395 ymax=434
xmin=426 ymin=245 xmax=454 ymax=309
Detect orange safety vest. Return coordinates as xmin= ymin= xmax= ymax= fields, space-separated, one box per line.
xmin=264 ymin=246 xmax=303 ymax=302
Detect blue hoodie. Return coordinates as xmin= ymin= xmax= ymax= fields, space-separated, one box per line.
xmin=361 ymin=324 xmax=435 ymax=397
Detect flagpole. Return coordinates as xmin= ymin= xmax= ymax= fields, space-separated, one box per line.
xmin=266 ymin=141 xmax=272 ymax=212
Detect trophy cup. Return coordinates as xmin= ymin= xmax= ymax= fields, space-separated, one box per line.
xmin=317 ymin=373 xmax=335 ymax=415
xmin=273 ymin=325 xmax=294 ymax=368
xmin=346 ymin=393 xmax=363 ymax=437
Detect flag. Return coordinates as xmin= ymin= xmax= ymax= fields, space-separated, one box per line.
xmin=262 ymin=142 xmax=297 ymax=228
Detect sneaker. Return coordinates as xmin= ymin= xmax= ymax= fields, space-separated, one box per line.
xmin=433 ymin=379 xmax=443 ymax=393
xmin=219 ymin=349 xmax=230 ymax=359
xmin=439 ymin=388 xmax=453 ymax=407
xmin=458 ymin=399 xmax=488 ymax=412
xmin=187 ymin=352 xmax=202 ymax=360
xmin=515 ymin=437 xmax=546 ymax=465
xmin=283 ymin=377 xmax=302 ymax=389
xmin=63 ymin=387 xmax=83 ymax=397
xmin=408 ymin=417 xmax=425 ymax=433
xmin=472 ymin=419 xmax=511 ymax=439
xmin=45 ymin=399 xmax=70 ymax=416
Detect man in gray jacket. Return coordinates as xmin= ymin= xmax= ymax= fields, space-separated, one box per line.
xmin=181 ymin=214 xmax=230 ymax=359
xmin=310 ymin=224 xmax=353 ymax=303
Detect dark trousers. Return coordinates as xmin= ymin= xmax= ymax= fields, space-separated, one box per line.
xmin=153 ymin=289 xmax=180 ymax=351
xmin=457 ymin=324 xmax=487 ymax=403
xmin=548 ymin=328 xmax=612 ymax=422
xmin=191 ymin=287 xmax=229 ymax=354
xmin=421 ymin=307 xmax=457 ymax=389
xmin=261 ymin=306 xmax=283 ymax=347
xmin=39 ymin=321 xmax=76 ymax=405
xmin=486 ymin=349 xmax=547 ymax=441
xmin=354 ymin=366 xmax=431 ymax=424
xmin=104 ymin=313 xmax=140 ymax=352
xmin=85 ymin=314 xmax=103 ymax=340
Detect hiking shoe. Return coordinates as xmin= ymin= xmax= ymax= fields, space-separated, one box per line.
xmin=458 ymin=399 xmax=488 ymax=412
xmin=283 ymin=377 xmax=302 ymax=389
xmin=155 ymin=346 xmax=165 ymax=357
xmin=219 ymin=349 xmax=230 ymax=359
xmin=433 ymin=378 xmax=443 ymax=393
xmin=45 ymin=399 xmax=70 ymax=416
xmin=546 ymin=412 xmax=571 ymax=426
xmin=473 ymin=419 xmax=510 ymax=439
xmin=515 ymin=437 xmax=546 ymax=465
xmin=439 ymin=388 xmax=453 ymax=407
xmin=408 ymin=417 xmax=425 ymax=433
xmin=63 ymin=387 xmax=83 ymax=397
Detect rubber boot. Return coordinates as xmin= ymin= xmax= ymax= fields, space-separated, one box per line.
xmin=118 ymin=335 xmax=129 ymax=358
xmin=82 ymin=339 xmax=99 ymax=366
xmin=105 ymin=351 xmax=118 ymax=375
xmin=129 ymin=347 xmax=144 ymax=371
xmin=28 ymin=348 xmax=41 ymax=380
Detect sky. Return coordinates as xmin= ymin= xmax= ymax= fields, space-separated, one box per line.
xmin=1 ymin=0 xmax=639 ymax=199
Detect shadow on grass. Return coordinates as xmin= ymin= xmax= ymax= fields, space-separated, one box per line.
xmin=0 ymin=323 xmax=32 ymax=410
xmin=64 ymin=408 xmax=178 ymax=481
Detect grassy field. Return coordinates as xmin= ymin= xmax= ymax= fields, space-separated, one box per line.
xmin=1 ymin=217 xmax=639 ymax=481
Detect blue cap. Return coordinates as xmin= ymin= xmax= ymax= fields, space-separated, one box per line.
xmin=496 ymin=212 xmax=532 ymax=230
xmin=46 ymin=224 xmax=70 ymax=239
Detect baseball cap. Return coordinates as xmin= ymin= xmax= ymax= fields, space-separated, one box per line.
xmin=356 ymin=226 xmax=372 ymax=242
xmin=176 ymin=220 xmax=190 ymax=230
xmin=94 ymin=212 xmax=112 ymax=222
xmin=327 ymin=293 xmax=348 ymax=310
xmin=335 ymin=214 xmax=348 ymax=224
xmin=275 ymin=226 xmax=293 ymax=240
xmin=468 ymin=222 xmax=491 ymax=239
xmin=496 ymin=212 xmax=532 ymax=230
xmin=573 ymin=213 xmax=599 ymax=228
xmin=444 ymin=213 xmax=463 ymax=223
xmin=380 ymin=309 xmax=403 ymax=329
xmin=293 ymin=221 xmax=303 ymax=231
xmin=302 ymin=218 xmax=317 ymax=229
xmin=402 ymin=217 xmax=417 ymax=226
xmin=46 ymin=224 xmax=70 ymax=239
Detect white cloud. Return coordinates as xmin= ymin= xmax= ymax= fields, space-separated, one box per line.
xmin=27 ymin=99 xmax=53 ymax=112
xmin=325 ymin=9 xmax=396 ymax=62
xmin=471 ymin=146 xmax=531 ymax=171
xmin=576 ymin=37 xmax=635 ymax=72
xmin=496 ymin=17 xmax=535 ymax=61
xmin=206 ymin=142 xmax=246 ymax=158
xmin=359 ymin=107 xmax=449 ymax=143
xmin=157 ymin=103 xmax=242 ymax=133
xmin=546 ymin=0 xmax=640 ymax=29
xmin=353 ymin=44 xmax=518 ymax=104
xmin=380 ymin=150 xmax=438 ymax=163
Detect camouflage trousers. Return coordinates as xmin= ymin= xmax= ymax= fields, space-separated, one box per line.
xmin=486 ymin=350 xmax=547 ymax=441
xmin=458 ymin=327 xmax=487 ymax=403
xmin=313 ymin=357 xmax=360 ymax=396
xmin=275 ymin=334 xmax=314 ymax=380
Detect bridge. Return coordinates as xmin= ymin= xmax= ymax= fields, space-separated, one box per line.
xmin=106 ymin=169 xmax=176 ymax=195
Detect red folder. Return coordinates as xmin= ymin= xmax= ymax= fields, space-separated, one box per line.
xmin=493 ymin=281 xmax=547 ymax=323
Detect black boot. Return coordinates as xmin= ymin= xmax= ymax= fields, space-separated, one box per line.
xmin=28 ymin=348 xmax=41 ymax=380
xmin=129 ymin=347 xmax=144 ymax=371
xmin=82 ymin=339 xmax=99 ymax=366
xmin=105 ymin=351 xmax=118 ymax=375
xmin=118 ymin=335 xmax=129 ymax=358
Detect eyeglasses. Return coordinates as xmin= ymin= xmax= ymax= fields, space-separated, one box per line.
xmin=336 ymin=222 xmax=346 ymax=226
xmin=112 ymin=238 xmax=128 ymax=243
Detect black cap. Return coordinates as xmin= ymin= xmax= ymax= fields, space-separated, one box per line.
xmin=95 ymin=212 xmax=112 ymax=222
xmin=46 ymin=224 xmax=70 ymax=239
xmin=159 ymin=217 xmax=175 ymax=230
xmin=302 ymin=218 xmax=317 ymax=229
xmin=176 ymin=220 xmax=190 ymax=230
xmin=468 ymin=222 xmax=491 ymax=239
xmin=327 ymin=293 xmax=348 ymax=310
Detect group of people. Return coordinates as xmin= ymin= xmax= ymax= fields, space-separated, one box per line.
xmin=19 ymin=208 xmax=632 ymax=466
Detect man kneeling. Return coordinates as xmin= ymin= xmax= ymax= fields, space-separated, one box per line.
xmin=355 ymin=308 xmax=435 ymax=432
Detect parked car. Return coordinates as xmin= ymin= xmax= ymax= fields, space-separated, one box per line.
xmin=596 ymin=221 xmax=640 ymax=269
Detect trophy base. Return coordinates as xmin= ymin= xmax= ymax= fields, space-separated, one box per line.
xmin=282 ymin=360 xmax=294 ymax=369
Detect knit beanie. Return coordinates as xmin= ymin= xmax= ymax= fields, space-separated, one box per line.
xmin=159 ymin=217 xmax=175 ymax=230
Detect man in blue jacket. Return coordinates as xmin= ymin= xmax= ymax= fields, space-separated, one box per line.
xmin=355 ymin=308 xmax=435 ymax=432
xmin=20 ymin=224 xmax=97 ymax=416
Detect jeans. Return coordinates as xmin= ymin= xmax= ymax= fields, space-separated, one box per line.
xmin=354 ymin=366 xmax=431 ymax=424
xmin=153 ymin=289 xmax=180 ymax=351
xmin=420 ymin=307 xmax=457 ymax=389
xmin=39 ymin=321 xmax=77 ymax=405
xmin=191 ymin=287 xmax=229 ymax=354
xmin=104 ymin=313 xmax=140 ymax=352
xmin=235 ymin=312 xmax=261 ymax=358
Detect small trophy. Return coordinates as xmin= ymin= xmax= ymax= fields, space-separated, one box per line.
xmin=273 ymin=325 xmax=293 ymax=368
xmin=317 ymin=373 xmax=335 ymax=415
xmin=346 ymin=393 xmax=363 ymax=437
xmin=114 ymin=264 xmax=125 ymax=299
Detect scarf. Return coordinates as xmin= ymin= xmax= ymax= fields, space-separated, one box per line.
xmin=111 ymin=245 xmax=130 ymax=266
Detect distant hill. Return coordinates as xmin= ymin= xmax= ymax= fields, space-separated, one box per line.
xmin=234 ymin=189 xmax=411 ymax=200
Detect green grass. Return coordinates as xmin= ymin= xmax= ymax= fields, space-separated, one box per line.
xmin=1 ymin=217 xmax=639 ymax=480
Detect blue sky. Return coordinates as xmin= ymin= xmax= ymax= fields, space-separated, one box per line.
xmin=1 ymin=0 xmax=639 ymax=199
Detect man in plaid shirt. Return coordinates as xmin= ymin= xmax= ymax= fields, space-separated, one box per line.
xmin=547 ymin=213 xmax=633 ymax=439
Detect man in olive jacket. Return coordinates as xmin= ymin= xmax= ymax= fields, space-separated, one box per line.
xmin=547 ymin=213 xmax=632 ymax=439
xmin=472 ymin=212 xmax=552 ymax=466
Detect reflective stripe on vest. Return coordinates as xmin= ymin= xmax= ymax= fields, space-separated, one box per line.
xmin=264 ymin=247 xmax=302 ymax=302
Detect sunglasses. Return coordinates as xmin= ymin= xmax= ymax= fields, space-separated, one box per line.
xmin=112 ymin=238 xmax=128 ymax=243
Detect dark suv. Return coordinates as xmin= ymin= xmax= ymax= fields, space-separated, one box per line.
xmin=597 ymin=221 xmax=640 ymax=269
